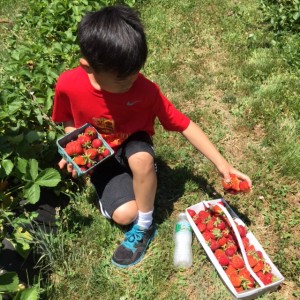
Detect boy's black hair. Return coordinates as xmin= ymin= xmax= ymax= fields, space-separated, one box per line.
xmin=78 ymin=5 xmax=147 ymax=78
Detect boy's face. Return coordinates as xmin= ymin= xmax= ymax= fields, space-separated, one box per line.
xmin=94 ymin=71 xmax=139 ymax=93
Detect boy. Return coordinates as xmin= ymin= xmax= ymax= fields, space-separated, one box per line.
xmin=52 ymin=5 xmax=251 ymax=268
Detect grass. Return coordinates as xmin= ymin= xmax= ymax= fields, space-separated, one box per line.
xmin=1 ymin=0 xmax=300 ymax=299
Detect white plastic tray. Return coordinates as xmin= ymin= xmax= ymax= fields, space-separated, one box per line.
xmin=186 ymin=198 xmax=285 ymax=300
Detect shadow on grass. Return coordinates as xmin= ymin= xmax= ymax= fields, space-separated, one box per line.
xmin=154 ymin=157 xmax=223 ymax=224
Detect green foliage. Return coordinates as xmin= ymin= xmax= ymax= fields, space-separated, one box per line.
xmin=260 ymin=0 xmax=300 ymax=33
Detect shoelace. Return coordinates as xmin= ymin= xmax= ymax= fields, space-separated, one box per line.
xmin=123 ymin=226 xmax=144 ymax=251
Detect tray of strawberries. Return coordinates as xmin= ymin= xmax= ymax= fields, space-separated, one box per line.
xmin=56 ymin=123 xmax=114 ymax=176
xmin=186 ymin=199 xmax=284 ymax=300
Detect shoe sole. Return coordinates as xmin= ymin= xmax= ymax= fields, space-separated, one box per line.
xmin=111 ymin=228 xmax=157 ymax=268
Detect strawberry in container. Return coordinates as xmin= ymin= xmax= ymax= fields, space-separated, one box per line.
xmin=186 ymin=199 xmax=285 ymax=299
xmin=56 ymin=123 xmax=114 ymax=176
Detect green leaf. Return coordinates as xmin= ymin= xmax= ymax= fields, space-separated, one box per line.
xmin=28 ymin=159 xmax=38 ymax=181
xmin=14 ymin=287 xmax=39 ymax=300
xmin=24 ymin=182 xmax=40 ymax=204
xmin=16 ymin=158 xmax=28 ymax=174
xmin=0 ymin=272 xmax=19 ymax=292
xmin=1 ymin=159 xmax=14 ymax=176
xmin=26 ymin=131 xmax=43 ymax=143
xmin=35 ymin=168 xmax=61 ymax=187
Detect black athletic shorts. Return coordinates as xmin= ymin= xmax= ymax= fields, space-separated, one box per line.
xmin=90 ymin=131 xmax=155 ymax=219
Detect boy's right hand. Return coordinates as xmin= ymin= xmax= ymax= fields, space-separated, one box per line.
xmin=58 ymin=158 xmax=78 ymax=178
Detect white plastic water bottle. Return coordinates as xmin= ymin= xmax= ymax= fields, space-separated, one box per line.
xmin=173 ymin=212 xmax=193 ymax=268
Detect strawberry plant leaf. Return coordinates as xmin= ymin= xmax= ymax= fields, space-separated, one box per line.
xmin=15 ymin=287 xmax=39 ymax=300
xmin=0 ymin=159 xmax=14 ymax=176
xmin=24 ymin=182 xmax=40 ymax=204
xmin=35 ymin=169 xmax=61 ymax=187
xmin=16 ymin=158 xmax=28 ymax=174
xmin=0 ymin=272 xmax=19 ymax=292
xmin=28 ymin=159 xmax=39 ymax=181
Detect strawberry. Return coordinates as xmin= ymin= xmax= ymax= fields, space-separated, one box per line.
xmin=256 ymin=250 xmax=263 ymax=259
xmin=229 ymin=274 xmax=242 ymax=288
xmin=102 ymin=148 xmax=111 ymax=157
xmin=247 ymin=255 xmax=259 ymax=267
xmin=206 ymin=219 xmax=215 ymax=231
xmin=252 ymin=260 xmax=264 ymax=272
xmin=225 ymin=244 xmax=237 ymax=257
xmin=198 ymin=210 xmax=211 ymax=222
xmin=218 ymin=236 xmax=228 ymax=247
xmin=239 ymin=268 xmax=251 ymax=278
xmin=202 ymin=231 xmax=211 ymax=242
xmin=65 ymin=141 xmax=83 ymax=156
xmin=214 ymin=249 xmax=225 ymax=260
xmin=241 ymin=275 xmax=255 ymax=289
xmin=217 ymin=253 xmax=230 ymax=266
xmin=187 ymin=209 xmax=196 ymax=217
xmin=77 ymin=134 xmax=92 ymax=147
xmin=237 ymin=224 xmax=247 ymax=237
xmin=73 ymin=155 xmax=86 ymax=166
xmin=239 ymin=180 xmax=250 ymax=192
xmin=262 ymin=273 xmax=273 ymax=285
xmin=222 ymin=178 xmax=232 ymax=190
xmin=97 ymin=154 xmax=104 ymax=161
xmin=225 ymin=265 xmax=237 ymax=277
xmin=242 ymin=236 xmax=250 ymax=249
xmin=197 ymin=222 xmax=207 ymax=233
xmin=92 ymin=138 xmax=103 ymax=148
xmin=84 ymin=126 xmax=97 ymax=139
xmin=210 ymin=228 xmax=222 ymax=240
xmin=209 ymin=240 xmax=220 ymax=252
xmin=84 ymin=148 xmax=98 ymax=160
xmin=230 ymin=174 xmax=240 ymax=191
xmin=262 ymin=262 xmax=272 ymax=274
xmin=230 ymin=254 xmax=245 ymax=270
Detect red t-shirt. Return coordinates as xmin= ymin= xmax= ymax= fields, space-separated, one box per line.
xmin=52 ymin=66 xmax=190 ymax=146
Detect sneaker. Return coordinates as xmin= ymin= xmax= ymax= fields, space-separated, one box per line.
xmin=111 ymin=223 xmax=156 ymax=268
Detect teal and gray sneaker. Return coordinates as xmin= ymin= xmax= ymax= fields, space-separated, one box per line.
xmin=111 ymin=223 xmax=156 ymax=268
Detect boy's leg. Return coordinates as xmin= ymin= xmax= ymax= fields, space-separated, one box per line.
xmin=111 ymin=132 xmax=157 ymax=267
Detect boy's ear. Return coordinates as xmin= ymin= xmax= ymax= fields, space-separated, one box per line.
xmin=79 ymin=58 xmax=92 ymax=73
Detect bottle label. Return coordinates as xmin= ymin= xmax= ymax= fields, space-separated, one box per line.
xmin=175 ymin=222 xmax=192 ymax=233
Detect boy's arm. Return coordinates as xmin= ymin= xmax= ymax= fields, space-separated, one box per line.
xmin=182 ymin=121 xmax=252 ymax=186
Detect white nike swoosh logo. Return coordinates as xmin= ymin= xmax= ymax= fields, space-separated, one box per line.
xmin=126 ymin=100 xmax=141 ymax=106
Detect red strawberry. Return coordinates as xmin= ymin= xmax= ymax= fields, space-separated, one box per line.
xmin=239 ymin=180 xmax=250 ymax=192
xmin=84 ymin=148 xmax=98 ymax=160
xmin=210 ymin=228 xmax=222 ymax=240
xmin=239 ymin=268 xmax=251 ymax=278
xmin=225 ymin=244 xmax=237 ymax=257
xmin=206 ymin=219 xmax=215 ymax=231
xmin=222 ymin=178 xmax=232 ymax=190
xmin=230 ymin=174 xmax=240 ymax=191
xmin=218 ymin=236 xmax=228 ymax=247
xmin=102 ymin=148 xmax=111 ymax=157
xmin=209 ymin=240 xmax=220 ymax=252
xmin=187 ymin=209 xmax=196 ymax=217
xmin=237 ymin=224 xmax=247 ymax=237
xmin=202 ymin=231 xmax=211 ymax=242
xmin=77 ymin=134 xmax=91 ymax=147
xmin=229 ymin=274 xmax=242 ymax=288
xmin=97 ymin=154 xmax=104 ymax=161
xmin=262 ymin=262 xmax=272 ymax=274
xmin=214 ymin=249 xmax=225 ymax=260
xmin=198 ymin=210 xmax=211 ymax=222
xmin=84 ymin=126 xmax=97 ymax=139
xmin=225 ymin=265 xmax=237 ymax=277
xmin=247 ymin=255 xmax=259 ymax=267
xmin=262 ymin=272 xmax=273 ymax=285
xmin=73 ymin=155 xmax=86 ymax=166
xmin=230 ymin=254 xmax=245 ymax=270
xmin=65 ymin=141 xmax=83 ymax=156
xmin=252 ymin=260 xmax=264 ymax=272
xmin=92 ymin=138 xmax=103 ymax=148
xmin=242 ymin=236 xmax=250 ymax=249
xmin=217 ymin=253 xmax=230 ymax=266
xmin=241 ymin=275 xmax=255 ymax=289
xmin=197 ymin=222 xmax=207 ymax=233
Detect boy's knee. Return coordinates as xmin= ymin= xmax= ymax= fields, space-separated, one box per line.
xmin=112 ymin=201 xmax=138 ymax=225
xmin=128 ymin=152 xmax=155 ymax=175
